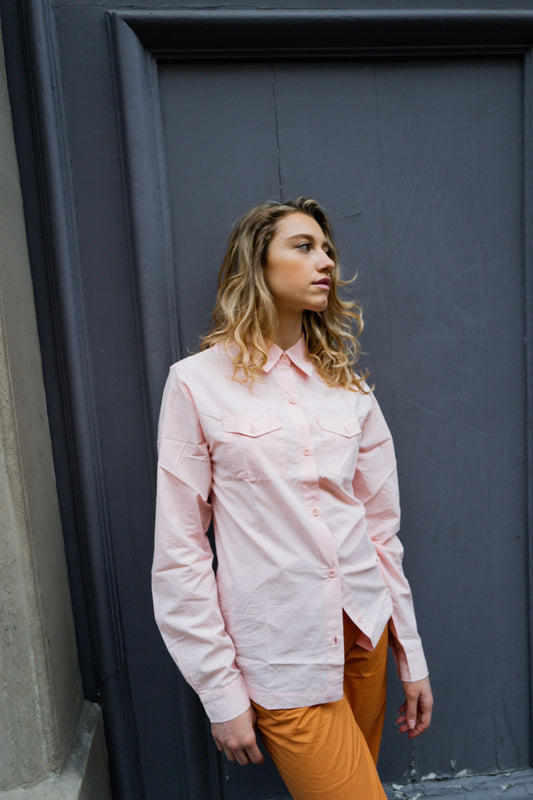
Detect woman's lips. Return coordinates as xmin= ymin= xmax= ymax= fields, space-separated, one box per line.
xmin=313 ymin=278 xmax=331 ymax=288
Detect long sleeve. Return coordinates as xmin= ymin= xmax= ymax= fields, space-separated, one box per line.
xmin=353 ymin=394 xmax=429 ymax=682
xmin=152 ymin=366 xmax=250 ymax=722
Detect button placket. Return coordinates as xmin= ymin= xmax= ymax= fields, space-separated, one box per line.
xmin=276 ymin=360 xmax=298 ymax=407
xmin=274 ymin=357 xmax=319 ymax=501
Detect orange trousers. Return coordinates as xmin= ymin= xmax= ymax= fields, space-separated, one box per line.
xmin=252 ymin=613 xmax=388 ymax=800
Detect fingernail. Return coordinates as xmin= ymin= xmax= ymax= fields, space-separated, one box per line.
xmin=408 ymin=719 xmax=416 ymax=729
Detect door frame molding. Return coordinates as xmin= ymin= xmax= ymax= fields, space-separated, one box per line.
xmin=113 ymin=8 xmax=533 ymax=57
xmin=2 ymin=1 xmax=146 ymax=798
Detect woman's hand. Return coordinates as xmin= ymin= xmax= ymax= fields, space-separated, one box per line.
xmin=397 ymin=676 xmax=434 ymax=738
xmin=211 ymin=706 xmax=265 ymax=766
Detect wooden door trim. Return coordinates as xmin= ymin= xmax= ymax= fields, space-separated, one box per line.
xmin=113 ymin=8 xmax=533 ymax=58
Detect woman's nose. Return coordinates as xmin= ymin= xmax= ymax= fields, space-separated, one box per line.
xmin=319 ymin=252 xmax=334 ymax=270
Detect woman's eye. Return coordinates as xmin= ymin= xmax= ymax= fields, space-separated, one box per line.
xmin=297 ymin=243 xmax=311 ymax=252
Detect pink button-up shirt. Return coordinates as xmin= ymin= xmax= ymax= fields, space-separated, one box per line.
xmin=152 ymin=337 xmax=428 ymax=723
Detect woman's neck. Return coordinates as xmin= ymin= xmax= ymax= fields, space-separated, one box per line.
xmin=273 ymin=314 xmax=303 ymax=351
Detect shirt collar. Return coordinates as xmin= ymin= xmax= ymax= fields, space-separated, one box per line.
xmin=262 ymin=336 xmax=313 ymax=376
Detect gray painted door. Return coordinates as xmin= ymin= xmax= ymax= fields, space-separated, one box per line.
xmin=3 ymin=3 xmax=532 ymax=799
xmin=158 ymin=53 xmax=529 ymax=789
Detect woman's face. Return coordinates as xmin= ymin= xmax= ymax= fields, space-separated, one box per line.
xmin=263 ymin=212 xmax=335 ymax=320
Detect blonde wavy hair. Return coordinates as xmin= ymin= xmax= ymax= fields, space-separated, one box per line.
xmin=201 ymin=197 xmax=369 ymax=391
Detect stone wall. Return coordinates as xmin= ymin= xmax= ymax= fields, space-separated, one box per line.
xmin=0 ymin=18 xmax=111 ymax=800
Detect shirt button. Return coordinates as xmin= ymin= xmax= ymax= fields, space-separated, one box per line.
xmin=288 ymin=396 xmax=296 ymax=404
xmin=280 ymin=354 xmax=290 ymax=365
xmin=356 ymin=614 xmax=363 ymax=623
xmin=303 ymin=447 xmax=311 ymax=456
xmin=311 ymin=507 xmax=320 ymax=517
xmin=327 ymin=568 xmax=336 ymax=578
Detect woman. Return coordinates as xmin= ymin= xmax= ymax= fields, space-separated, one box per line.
xmin=152 ymin=198 xmax=433 ymax=799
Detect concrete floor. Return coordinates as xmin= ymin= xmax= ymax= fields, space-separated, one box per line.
xmin=385 ymin=767 xmax=533 ymax=799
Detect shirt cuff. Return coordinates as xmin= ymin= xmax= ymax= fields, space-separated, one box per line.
xmin=199 ymin=672 xmax=251 ymax=723
xmin=395 ymin=646 xmax=429 ymax=683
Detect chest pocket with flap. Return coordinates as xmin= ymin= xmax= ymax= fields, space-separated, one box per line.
xmin=316 ymin=416 xmax=361 ymax=479
xmin=222 ymin=415 xmax=286 ymax=482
